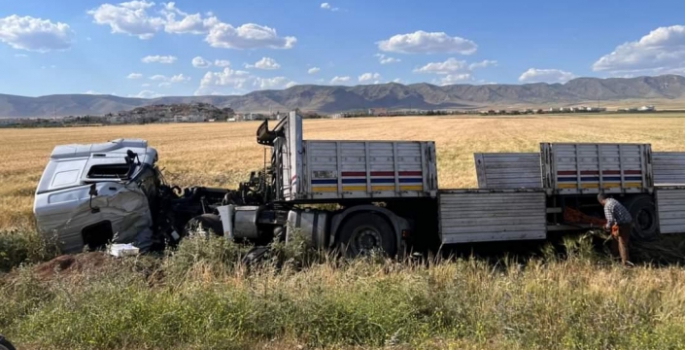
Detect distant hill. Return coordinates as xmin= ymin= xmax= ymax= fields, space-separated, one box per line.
xmin=3 ymin=75 xmax=685 ymax=117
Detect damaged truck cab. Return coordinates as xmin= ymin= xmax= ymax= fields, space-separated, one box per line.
xmin=33 ymin=139 xmax=160 ymax=252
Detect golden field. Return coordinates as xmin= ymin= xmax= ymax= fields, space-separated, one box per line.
xmin=2 ymin=114 xmax=685 ymax=230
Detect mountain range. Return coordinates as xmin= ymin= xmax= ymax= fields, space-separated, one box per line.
xmin=3 ymin=75 xmax=685 ymax=118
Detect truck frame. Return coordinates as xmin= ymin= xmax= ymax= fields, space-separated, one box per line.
xmin=33 ymin=111 xmax=685 ymax=256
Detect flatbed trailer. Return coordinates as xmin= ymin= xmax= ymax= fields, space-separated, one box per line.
xmin=33 ymin=111 xmax=685 ymax=256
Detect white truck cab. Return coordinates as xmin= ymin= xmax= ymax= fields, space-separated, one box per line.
xmin=34 ymin=139 xmax=159 ymax=253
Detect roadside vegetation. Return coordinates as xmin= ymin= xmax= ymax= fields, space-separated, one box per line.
xmin=3 ymin=116 xmax=685 ymax=349
xmin=2 ymin=232 xmax=685 ymax=349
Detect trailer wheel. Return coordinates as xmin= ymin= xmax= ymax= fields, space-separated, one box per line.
xmin=626 ymin=196 xmax=658 ymax=241
xmin=183 ymin=214 xmax=224 ymax=238
xmin=338 ymin=212 xmax=397 ymax=258
xmin=0 ymin=336 xmax=16 ymax=350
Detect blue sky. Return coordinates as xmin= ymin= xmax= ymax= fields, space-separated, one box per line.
xmin=1 ymin=0 xmax=685 ymax=97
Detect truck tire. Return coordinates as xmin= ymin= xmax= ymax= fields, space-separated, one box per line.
xmin=183 ymin=214 xmax=224 ymax=238
xmin=242 ymin=246 xmax=271 ymax=266
xmin=0 ymin=336 xmax=16 ymax=350
xmin=338 ymin=212 xmax=397 ymax=258
xmin=625 ymin=196 xmax=658 ymax=241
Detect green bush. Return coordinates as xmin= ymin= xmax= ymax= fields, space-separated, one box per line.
xmin=0 ymin=228 xmax=58 ymax=271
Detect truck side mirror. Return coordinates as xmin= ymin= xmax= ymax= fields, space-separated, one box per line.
xmin=89 ymin=183 xmax=98 ymax=197
xmin=89 ymin=183 xmax=100 ymax=214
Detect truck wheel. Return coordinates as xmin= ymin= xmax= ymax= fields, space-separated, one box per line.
xmin=0 ymin=336 xmax=16 ymax=350
xmin=183 ymin=214 xmax=224 ymax=238
xmin=242 ymin=246 xmax=271 ymax=266
xmin=626 ymin=196 xmax=658 ymax=241
xmin=338 ymin=212 xmax=397 ymax=258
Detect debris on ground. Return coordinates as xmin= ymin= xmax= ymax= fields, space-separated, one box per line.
xmin=108 ymin=243 xmax=140 ymax=257
xmin=34 ymin=252 xmax=113 ymax=280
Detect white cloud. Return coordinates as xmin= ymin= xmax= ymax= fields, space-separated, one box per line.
xmin=196 ymin=67 xmax=253 ymax=94
xmin=255 ymin=76 xmax=295 ymax=89
xmin=142 ymin=55 xmax=177 ymax=64
xmin=393 ymin=78 xmax=402 ymax=83
xmin=127 ymin=72 xmax=143 ymax=79
xmin=439 ymin=73 xmax=473 ymax=85
xmin=196 ymin=66 xmax=295 ymax=94
xmin=320 ymin=2 xmax=339 ymax=11
xmin=205 ymin=22 xmax=296 ymax=49
xmin=88 ymin=0 xmax=165 ymax=40
xmin=0 ymin=15 xmax=73 ymax=52
xmin=214 ymin=59 xmax=230 ymax=67
xmin=170 ymin=73 xmax=190 ymax=82
xmin=245 ymin=57 xmax=281 ymax=70
xmin=148 ymin=73 xmax=189 ymax=84
xmin=84 ymin=90 xmax=102 ymax=95
xmin=518 ymin=68 xmax=575 ymax=83
xmin=308 ymin=67 xmax=321 ymax=74
xmin=162 ymin=2 xmax=205 ymax=34
xmin=414 ymin=58 xmax=467 ymax=74
xmin=141 ymin=83 xmax=151 ymax=87
xmin=593 ymin=25 xmax=685 ymax=74
xmin=158 ymin=82 xmax=171 ymax=87
xmin=192 ymin=56 xmax=212 ymax=68
xmin=468 ymin=60 xmax=497 ymax=70
xmin=132 ymin=89 xmax=161 ymax=98
xmin=378 ymin=30 xmax=477 ymax=54
xmin=358 ymin=72 xmax=381 ymax=83
xmin=330 ymin=76 xmax=351 ymax=84
xmin=374 ymin=53 xmax=401 ymax=64
xmin=414 ymin=58 xmax=496 ymax=84
xmin=89 ymin=2 xmax=297 ymax=50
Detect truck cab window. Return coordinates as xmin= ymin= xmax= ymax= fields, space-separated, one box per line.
xmin=87 ymin=164 xmax=131 ymax=179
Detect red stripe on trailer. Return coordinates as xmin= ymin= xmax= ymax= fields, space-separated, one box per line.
xmin=341 ymin=171 xmax=423 ymax=177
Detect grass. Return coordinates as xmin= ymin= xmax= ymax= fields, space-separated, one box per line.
xmin=3 ymin=115 xmax=685 ymax=349
xmin=2 ymin=236 xmax=685 ymax=350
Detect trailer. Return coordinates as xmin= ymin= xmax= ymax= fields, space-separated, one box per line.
xmin=33 ymin=111 xmax=685 ymax=256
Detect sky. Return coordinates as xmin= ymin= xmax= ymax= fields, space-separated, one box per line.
xmin=1 ymin=0 xmax=685 ymax=98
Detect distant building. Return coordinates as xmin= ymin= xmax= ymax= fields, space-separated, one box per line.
xmin=368 ymin=108 xmax=388 ymax=116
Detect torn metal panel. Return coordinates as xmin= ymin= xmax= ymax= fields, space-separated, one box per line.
xmin=34 ymin=181 xmax=154 ymax=253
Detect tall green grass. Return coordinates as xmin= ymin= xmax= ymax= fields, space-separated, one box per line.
xmin=2 ymin=235 xmax=685 ymax=350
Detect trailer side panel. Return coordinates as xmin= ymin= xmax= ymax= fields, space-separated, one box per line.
xmin=653 ymin=152 xmax=685 ymax=185
xmin=301 ymin=140 xmax=438 ymax=200
xmin=540 ymin=143 xmax=652 ymax=195
xmin=474 ymin=153 xmax=542 ymax=189
xmin=656 ymin=188 xmax=685 ymax=234
xmin=438 ymin=189 xmax=547 ymax=244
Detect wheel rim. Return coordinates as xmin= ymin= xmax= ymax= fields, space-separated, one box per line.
xmin=351 ymin=226 xmax=383 ymax=254
xmin=636 ymin=208 xmax=653 ymax=232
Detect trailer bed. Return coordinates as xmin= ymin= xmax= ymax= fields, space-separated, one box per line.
xmin=438 ymin=189 xmax=547 ymax=244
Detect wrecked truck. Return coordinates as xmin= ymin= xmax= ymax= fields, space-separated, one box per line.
xmin=34 ymin=111 xmax=685 ymax=257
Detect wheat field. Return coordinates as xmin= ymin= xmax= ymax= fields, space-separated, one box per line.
xmin=2 ymin=114 xmax=685 ymax=230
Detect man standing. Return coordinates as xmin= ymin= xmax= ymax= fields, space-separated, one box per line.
xmin=598 ymin=193 xmax=633 ymax=266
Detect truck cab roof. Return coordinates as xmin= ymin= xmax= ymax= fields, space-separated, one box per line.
xmin=36 ymin=138 xmax=158 ymax=195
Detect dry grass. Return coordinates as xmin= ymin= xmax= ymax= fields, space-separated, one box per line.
xmin=2 ymin=115 xmax=685 ymax=230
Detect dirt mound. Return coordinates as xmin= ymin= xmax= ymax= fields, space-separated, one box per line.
xmin=34 ymin=252 xmax=113 ymax=280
